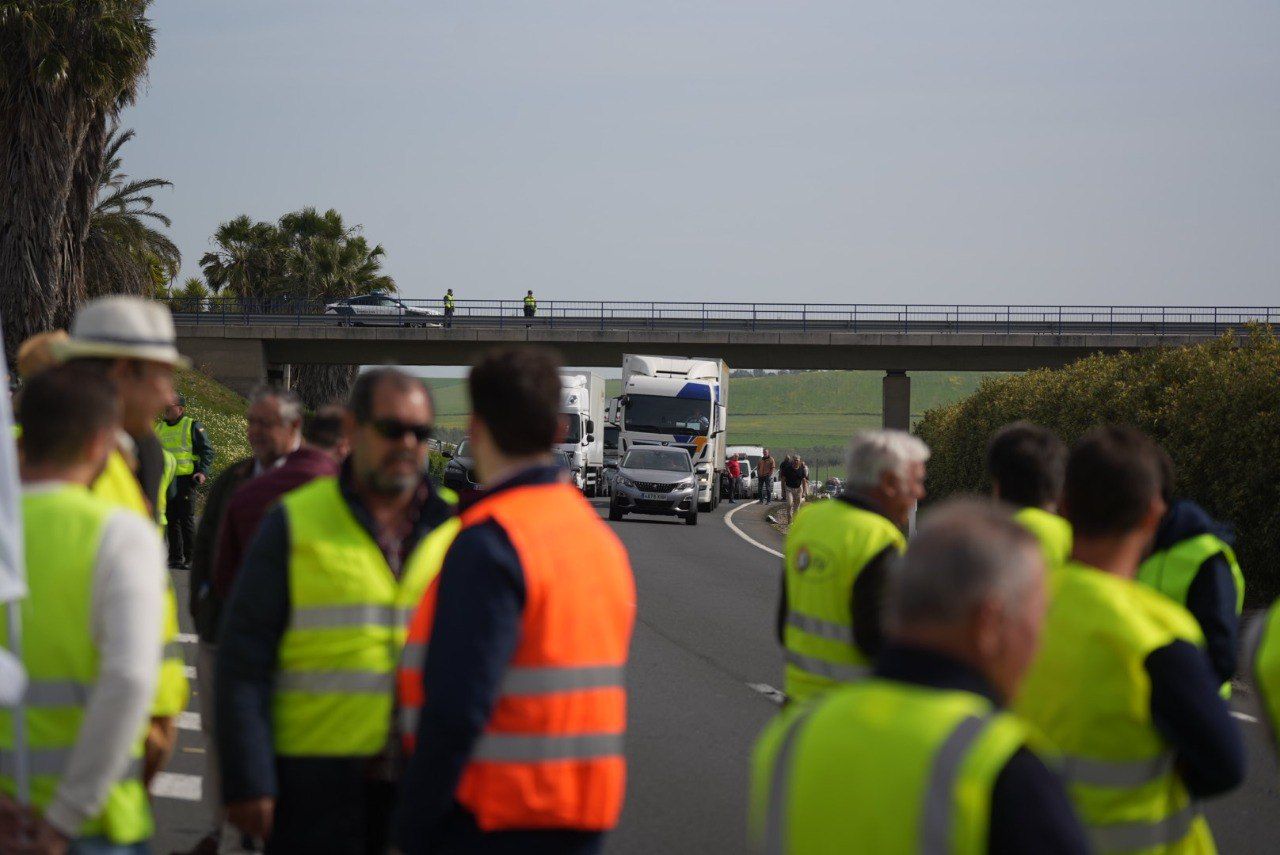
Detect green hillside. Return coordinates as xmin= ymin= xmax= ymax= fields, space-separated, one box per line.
xmin=175 ymin=368 xmax=251 ymax=481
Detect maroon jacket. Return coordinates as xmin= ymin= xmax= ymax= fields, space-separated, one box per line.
xmin=213 ymin=445 xmax=340 ymax=598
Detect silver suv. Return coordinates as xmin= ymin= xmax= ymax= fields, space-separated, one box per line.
xmin=609 ymin=447 xmax=699 ymax=526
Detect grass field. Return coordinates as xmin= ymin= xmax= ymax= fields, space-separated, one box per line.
xmin=176 ymin=367 xmax=250 ymax=480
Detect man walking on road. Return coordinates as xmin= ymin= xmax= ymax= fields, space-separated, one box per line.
xmin=395 ymin=347 xmax=635 ymax=855
xmin=757 ymin=448 xmax=775 ymax=504
xmin=155 ymin=391 xmax=215 ymax=569
xmin=1015 ymin=427 xmax=1244 ymax=853
xmin=1 ymin=366 xmax=165 ymax=855
xmin=986 ymin=422 xmax=1071 ymax=567
xmin=726 ymin=454 xmax=741 ymax=504
xmin=779 ymin=454 xmax=805 ymax=521
xmin=752 ymin=500 xmax=1089 ymax=854
xmin=778 ymin=430 xmax=928 ymax=704
xmin=217 ymin=369 xmax=458 ymax=853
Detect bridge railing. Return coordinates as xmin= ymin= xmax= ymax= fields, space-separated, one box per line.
xmin=166 ymin=297 xmax=1277 ymax=336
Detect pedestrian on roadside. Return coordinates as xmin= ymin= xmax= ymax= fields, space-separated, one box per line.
xmin=443 ymin=289 xmax=455 ymax=328
xmin=212 ymin=404 xmax=350 ymax=604
xmin=52 ymin=296 xmax=190 ymax=789
xmin=217 ymin=369 xmax=458 ymax=853
xmin=779 ymin=454 xmax=805 ymax=522
xmin=179 ymin=385 xmax=303 ymax=855
xmin=1137 ymin=453 xmax=1244 ymax=693
xmin=752 ymin=500 xmax=1089 ymax=854
xmin=757 ymin=448 xmax=775 ymax=504
xmin=778 ymin=430 xmax=928 ymax=704
xmin=726 ymin=454 xmax=741 ymax=504
xmin=1015 ymin=427 xmax=1244 ymax=852
xmin=394 ymin=346 xmax=635 ymax=854
xmin=986 ymin=421 xmax=1071 ymax=567
xmin=1 ymin=365 xmax=165 ymax=855
xmin=155 ymin=391 xmax=216 ymax=569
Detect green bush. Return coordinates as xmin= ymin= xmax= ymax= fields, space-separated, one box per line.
xmin=914 ymin=329 xmax=1280 ymax=605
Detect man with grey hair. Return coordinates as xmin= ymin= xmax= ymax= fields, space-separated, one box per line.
xmin=776 ymin=429 xmax=928 ymax=703
xmin=752 ymin=500 xmax=1089 ymax=854
xmin=183 ymin=384 xmax=302 ymax=855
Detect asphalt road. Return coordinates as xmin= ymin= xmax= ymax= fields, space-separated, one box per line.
xmin=154 ymin=498 xmax=1278 ymax=854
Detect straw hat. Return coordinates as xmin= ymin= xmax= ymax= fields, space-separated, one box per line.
xmin=16 ymin=330 xmax=69 ymax=379
xmin=54 ymin=296 xmax=191 ymax=369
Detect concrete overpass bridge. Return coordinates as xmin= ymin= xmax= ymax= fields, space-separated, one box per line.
xmin=173 ymin=299 xmax=1275 ymax=430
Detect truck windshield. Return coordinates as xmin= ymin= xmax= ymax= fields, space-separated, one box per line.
xmin=625 ymin=395 xmax=711 ymax=436
xmin=561 ymin=413 xmax=583 ymax=444
xmin=623 ymin=450 xmax=692 ymax=473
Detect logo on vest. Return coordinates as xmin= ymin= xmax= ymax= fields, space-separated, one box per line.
xmin=796 ymin=547 xmax=811 ymax=573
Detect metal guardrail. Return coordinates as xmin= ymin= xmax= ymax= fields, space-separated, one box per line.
xmin=167 ymin=298 xmax=1278 ymax=337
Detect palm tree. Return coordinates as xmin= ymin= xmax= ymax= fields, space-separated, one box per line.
xmin=0 ymin=1 xmax=156 ymax=364
xmin=83 ymin=126 xmax=181 ymax=300
xmin=199 ymin=215 xmax=280 ymax=303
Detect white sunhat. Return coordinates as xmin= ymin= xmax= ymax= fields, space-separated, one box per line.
xmin=54 ymin=295 xmax=192 ymax=369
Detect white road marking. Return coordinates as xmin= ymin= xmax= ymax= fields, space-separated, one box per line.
xmin=724 ymin=501 xmax=784 ymax=559
xmin=178 ymin=711 xmax=202 ymax=731
xmin=151 ymin=772 xmax=203 ymax=802
xmin=1231 ymin=711 xmax=1259 ymax=724
xmin=177 ymin=632 xmax=198 ymax=644
xmin=747 ymin=682 xmax=787 ymax=705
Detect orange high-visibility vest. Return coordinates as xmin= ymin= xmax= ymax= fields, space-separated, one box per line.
xmin=398 ymin=482 xmax=636 ymax=831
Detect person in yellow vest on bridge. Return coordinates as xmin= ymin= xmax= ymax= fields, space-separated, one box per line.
xmin=1 ymin=365 xmax=166 ymax=854
xmin=986 ymin=421 xmax=1072 ymax=567
xmin=1015 ymin=426 xmax=1244 ymax=854
xmin=778 ymin=430 xmax=928 ymax=703
xmin=217 ymin=368 xmax=458 ymax=852
xmin=155 ymin=391 xmax=215 ymax=569
xmin=752 ymin=500 xmax=1089 ymax=854
xmin=52 ymin=296 xmax=192 ymax=786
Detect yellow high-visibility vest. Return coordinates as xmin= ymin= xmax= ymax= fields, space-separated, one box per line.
xmin=1013 ymin=506 xmax=1072 ymax=568
xmin=154 ymin=416 xmax=195 ymax=477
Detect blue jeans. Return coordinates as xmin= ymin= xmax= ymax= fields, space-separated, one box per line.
xmin=69 ymin=838 xmax=150 ymax=855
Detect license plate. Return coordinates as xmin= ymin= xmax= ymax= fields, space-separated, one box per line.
xmin=642 ymin=492 xmax=669 ymax=501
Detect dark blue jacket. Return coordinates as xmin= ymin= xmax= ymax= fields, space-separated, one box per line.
xmin=1151 ymin=499 xmax=1240 ymax=685
xmin=393 ymin=465 xmax=603 ymax=855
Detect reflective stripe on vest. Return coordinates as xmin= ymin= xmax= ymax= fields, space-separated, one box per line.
xmin=1015 ymin=561 xmax=1212 ymax=854
xmin=155 ymin=417 xmax=196 ymax=476
xmin=0 ymin=486 xmax=152 ymax=844
xmin=752 ymin=680 xmax=1025 ymax=854
xmin=275 ymin=476 xmax=457 ymax=756
xmin=399 ymin=482 xmax=634 ymax=831
xmin=782 ymin=499 xmax=904 ymax=703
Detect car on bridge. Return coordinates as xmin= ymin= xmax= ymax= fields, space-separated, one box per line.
xmin=609 ymin=446 xmax=699 ymax=526
xmin=324 ymin=292 xmax=442 ymax=326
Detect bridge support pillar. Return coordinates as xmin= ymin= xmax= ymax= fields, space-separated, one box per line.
xmin=178 ymin=336 xmax=269 ymax=398
xmin=882 ymin=370 xmax=911 ymax=431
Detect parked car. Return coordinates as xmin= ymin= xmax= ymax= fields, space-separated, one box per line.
xmin=609 ymin=447 xmax=699 ymax=525
xmin=738 ymin=457 xmax=757 ymax=498
xmin=442 ymin=439 xmax=480 ymax=494
xmin=325 ymin=292 xmax=442 ymax=326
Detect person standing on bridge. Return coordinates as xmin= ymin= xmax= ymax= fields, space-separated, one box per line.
xmin=443 ymin=288 xmax=455 ymax=328
xmin=752 ymin=500 xmax=1089 ymax=855
xmin=155 ymin=391 xmax=215 ymax=570
xmin=986 ymin=422 xmax=1071 ymax=567
xmin=523 ymin=289 xmax=537 ymax=322
xmin=394 ymin=346 xmax=635 ymax=854
xmin=778 ymin=430 xmax=928 ymax=704
xmin=216 ymin=368 xmax=458 ymax=852
xmin=1014 ymin=427 xmax=1244 ymax=853
xmin=1 ymin=365 xmax=165 ymax=855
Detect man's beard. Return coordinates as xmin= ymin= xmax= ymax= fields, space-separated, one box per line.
xmin=365 ymin=454 xmax=425 ymax=495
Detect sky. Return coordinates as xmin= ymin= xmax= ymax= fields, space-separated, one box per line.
xmin=126 ymin=1 xmax=1279 ymax=307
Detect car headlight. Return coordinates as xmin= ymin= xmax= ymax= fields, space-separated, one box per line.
xmin=681 ymin=478 xmax=697 ymax=489
xmin=616 ymin=475 xmax=634 ymax=489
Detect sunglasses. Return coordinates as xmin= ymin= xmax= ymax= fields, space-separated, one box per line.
xmin=369 ymin=418 xmax=433 ymax=443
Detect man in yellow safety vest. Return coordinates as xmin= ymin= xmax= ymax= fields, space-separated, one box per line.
xmin=986 ymin=421 xmax=1072 ymax=567
xmin=1015 ymin=426 xmax=1244 ymax=853
xmin=778 ymin=429 xmax=928 ymax=703
xmin=154 ymin=391 xmax=215 ymax=569
xmin=752 ymin=499 xmax=1089 ymax=853
xmin=1 ymin=365 xmax=166 ymax=853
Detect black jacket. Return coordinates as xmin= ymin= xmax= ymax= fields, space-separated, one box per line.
xmin=190 ymin=456 xmax=255 ymax=641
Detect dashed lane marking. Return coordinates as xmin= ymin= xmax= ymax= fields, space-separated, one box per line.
xmin=178 ymin=711 xmax=201 ymax=731
xmin=150 ymin=772 xmax=203 ymax=802
xmin=1231 ymin=711 xmax=1259 ymax=724
xmin=177 ymin=632 xmax=198 ymax=644
xmin=747 ymin=682 xmax=786 ymax=706
xmin=724 ymin=501 xmax=783 ymax=559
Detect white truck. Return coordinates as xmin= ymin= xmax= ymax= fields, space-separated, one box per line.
xmin=617 ymin=354 xmax=729 ymax=511
xmin=558 ymin=372 xmax=606 ymax=496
